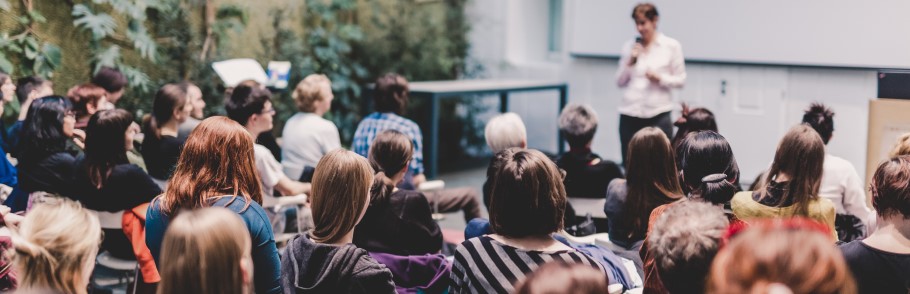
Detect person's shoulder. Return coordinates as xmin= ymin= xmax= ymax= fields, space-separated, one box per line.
xmin=606 ymin=178 xmax=627 ymax=193
xmin=838 ymin=240 xmax=868 ymax=258
xmin=824 ymin=154 xmax=857 ymax=171
xmin=657 ymin=33 xmax=682 ymax=48
xmin=730 ymin=191 xmax=756 ymax=210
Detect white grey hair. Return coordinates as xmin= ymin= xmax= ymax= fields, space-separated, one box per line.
xmin=485 ymin=112 xmax=527 ymax=153
xmin=558 ymin=103 xmax=598 ymax=137
xmin=648 ymin=200 xmax=728 ymax=291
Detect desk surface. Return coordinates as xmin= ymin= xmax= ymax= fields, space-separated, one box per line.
xmin=409 ymin=79 xmax=566 ymax=95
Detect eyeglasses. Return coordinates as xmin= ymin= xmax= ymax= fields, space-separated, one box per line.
xmin=261 ymin=108 xmax=276 ymax=115
xmin=64 ymin=111 xmax=76 ymax=118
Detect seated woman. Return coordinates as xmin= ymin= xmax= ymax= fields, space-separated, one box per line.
xmin=840 ymin=156 xmax=910 ymax=293
xmin=12 ymin=198 xmax=102 ymax=294
xmin=556 ymin=103 xmax=623 ymax=199
xmin=451 ymin=148 xmax=608 ymax=293
xmin=604 ymin=127 xmax=682 ymax=249
xmin=158 ymin=207 xmax=254 ymax=294
xmin=16 ymin=96 xmax=83 ymax=210
xmin=353 ymin=130 xmax=442 ymax=255
xmin=281 ymin=149 xmax=396 ymax=294
xmin=65 ymin=83 xmax=108 ymax=129
xmin=731 ymin=124 xmax=837 ymax=240
xmin=281 ymin=74 xmax=341 ymax=180
xmin=69 ymin=109 xmax=161 ymax=260
xmin=708 ymin=219 xmax=856 ymax=294
xmin=145 ymin=117 xmax=281 ymax=294
xmin=141 ymin=83 xmax=192 ymax=181
xmin=640 ymin=130 xmax=741 ymax=293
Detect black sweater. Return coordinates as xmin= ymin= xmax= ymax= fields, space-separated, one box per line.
xmin=353 ymin=189 xmax=443 ymax=255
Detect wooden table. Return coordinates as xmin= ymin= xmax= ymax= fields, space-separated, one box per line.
xmin=409 ymin=79 xmax=568 ymax=178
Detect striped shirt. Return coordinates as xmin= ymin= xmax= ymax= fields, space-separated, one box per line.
xmin=352 ymin=112 xmax=424 ymax=175
xmin=450 ymin=235 xmax=608 ymax=294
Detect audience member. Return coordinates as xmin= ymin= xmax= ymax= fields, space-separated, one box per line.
xmin=91 ymin=66 xmax=127 ymax=109
xmin=145 ymin=117 xmax=281 ymax=294
xmin=803 ymin=103 xmax=875 ymax=241
xmin=16 ymin=96 xmax=83 ymax=208
xmin=671 ymin=104 xmax=717 ymax=148
xmin=158 ymin=207 xmax=254 ymax=294
xmin=141 ymin=83 xmax=191 ymax=181
xmin=12 ymin=198 xmax=101 ymax=294
xmin=9 ymin=76 xmax=54 ymax=154
xmin=648 ymin=201 xmax=728 ymax=294
xmin=604 ymin=127 xmax=682 ymax=249
xmin=0 ymin=72 xmax=17 ymax=188
xmin=353 ymin=73 xmax=481 ymax=222
xmin=69 ymin=109 xmax=161 ymax=259
xmin=513 ymin=262 xmax=611 ymax=294
xmin=353 ymin=130 xmax=442 ymax=255
xmin=840 ymin=156 xmax=910 ymax=293
xmin=707 ymin=219 xmax=856 ymax=294
xmin=731 ymin=124 xmax=838 ymax=240
xmin=889 ymin=132 xmax=910 ymax=157
xmin=280 ymin=149 xmax=396 ymax=294
xmin=281 ymin=74 xmax=341 ymax=180
xmin=556 ymin=103 xmax=623 ymax=199
xmin=65 ymin=83 xmax=108 ymax=129
xmin=482 ymin=112 xmax=527 ymax=207
xmin=225 ymin=84 xmax=310 ymax=201
xmin=451 ymin=148 xmax=607 ymax=293
xmin=0 ymin=72 xmax=14 ymax=103
xmin=640 ymin=130 xmax=741 ymax=293
xmin=177 ymin=82 xmax=205 ymax=141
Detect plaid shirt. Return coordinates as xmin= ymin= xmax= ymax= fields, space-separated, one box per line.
xmin=353 ymin=112 xmax=424 ymax=175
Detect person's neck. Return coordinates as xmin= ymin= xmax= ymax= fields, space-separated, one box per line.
xmin=863 ymin=216 xmax=910 ymax=254
xmin=643 ymin=32 xmax=657 ymax=46
xmin=312 ymin=109 xmax=327 ymax=117
xmin=489 ymin=233 xmax=567 ymax=251
xmin=160 ymin=120 xmax=179 ymax=137
xmin=245 ymin=126 xmax=263 ymax=140
xmin=326 ymin=231 xmax=354 ymax=246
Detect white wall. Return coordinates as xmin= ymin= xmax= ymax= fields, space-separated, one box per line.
xmin=466 ymin=0 xmax=877 ymax=183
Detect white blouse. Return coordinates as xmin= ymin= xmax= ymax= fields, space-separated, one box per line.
xmin=616 ymin=32 xmax=687 ymax=118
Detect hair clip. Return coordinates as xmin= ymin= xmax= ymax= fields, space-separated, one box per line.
xmin=701 ymin=173 xmax=727 ymax=183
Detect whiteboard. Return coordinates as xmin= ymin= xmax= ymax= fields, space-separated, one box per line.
xmin=569 ymin=0 xmax=910 ymax=69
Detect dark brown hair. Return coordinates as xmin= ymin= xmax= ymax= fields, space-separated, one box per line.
xmin=311 ymin=149 xmax=374 ymax=244
xmin=672 ymin=107 xmax=717 ymax=149
xmin=870 ymin=155 xmax=910 ymax=219
xmin=513 ymin=262 xmax=609 ymax=294
xmin=84 ymin=109 xmax=133 ymax=189
xmin=802 ymin=102 xmax=835 ymax=144
xmin=707 ymin=219 xmax=856 ymax=294
xmin=488 ymin=148 xmax=566 ymax=238
xmin=143 ymin=83 xmax=187 ymax=139
xmin=622 ymin=127 xmax=683 ymax=240
xmin=91 ymin=67 xmax=127 ymax=93
xmin=373 ymin=73 xmax=409 ymax=114
xmin=758 ymin=124 xmax=826 ymax=216
xmin=368 ymin=130 xmax=413 ymax=204
xmin=225 ymin=85 xmax=270 ymax=126
xmin=632 ymin=3 xmax=659 ymax=21
xmin=161 ymin=117 xmax=263 ymax=215
xmin=66 ymin=83 xmax=107 ymax=119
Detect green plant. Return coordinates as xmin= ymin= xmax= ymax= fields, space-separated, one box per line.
xmin=0 ymin=0 xmax=62 ymax=78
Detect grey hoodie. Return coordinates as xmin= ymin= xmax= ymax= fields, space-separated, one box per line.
xmin=281 ymin=234 xmax=396 ymax=294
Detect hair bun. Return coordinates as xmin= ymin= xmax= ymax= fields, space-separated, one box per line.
xmin=701 ymin=173 xmax=727 ymax=183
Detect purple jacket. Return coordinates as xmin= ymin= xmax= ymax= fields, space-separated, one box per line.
xmin=368 ymin=252 xmax=451 ymax=294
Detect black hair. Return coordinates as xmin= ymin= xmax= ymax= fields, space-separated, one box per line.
xmin=84 ymin=109 xmax=134 ymax=189
xmin=225 ymin=85 xmax=271 ymax=127
xmin=18 ymin=96 xmax=72 ymax=163
xmin=672 ymin=107 xmax=717 ymax=149
xmin=91 ymin=67 xmax=128 ymax=93
xmin=676 ymin=131 xmax=740 ymax=205
xmin=373 ymin=73 xmax=408 ymax=114
xmin=801 ymin=102 xmax=834 ymax=145
xmin=16 ymin=76 xmax=50 ymax=103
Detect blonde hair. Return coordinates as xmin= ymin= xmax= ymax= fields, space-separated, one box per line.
xmin=889 ymin=132 xmax=910 ymax=157
xmin=13 ymin=199 xmax=101 ymax=294
xmin=485 ymin=113 xmax=527 ymax=153
xmin=311 ymin=149 xmax=374 ymax=244
xmin=158 ymin=207 xmax=253 ymax=294
xmin=292 ymin=74 xmax=332 ymax=113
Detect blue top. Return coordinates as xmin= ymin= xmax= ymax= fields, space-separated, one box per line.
xmin=352 ymin=112 xmax=424 ymax=175
xmin=146 ymin=195 xmax=282 ymax=294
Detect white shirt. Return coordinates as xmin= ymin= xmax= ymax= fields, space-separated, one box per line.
xmin=280 ymin=112 xmax=342 ymax=179
xmin=254 ymin=144 xmax=284 ymax=207
xmin=616 ymin=33 xmax=686 ymax=118
xmin=819 ymin=154 xmax=876 ymax=231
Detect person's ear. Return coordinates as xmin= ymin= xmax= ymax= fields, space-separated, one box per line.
xmin=240 ymin=257 xmax=253 ymax=287
xmin=86 ymin=102 xmax=97 ymax=115
xmin=520 ymin=139 xmax=527 ymax=149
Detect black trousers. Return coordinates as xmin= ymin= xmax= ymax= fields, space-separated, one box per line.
xmin=619 ymin=111 xmax=673 ymax=165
